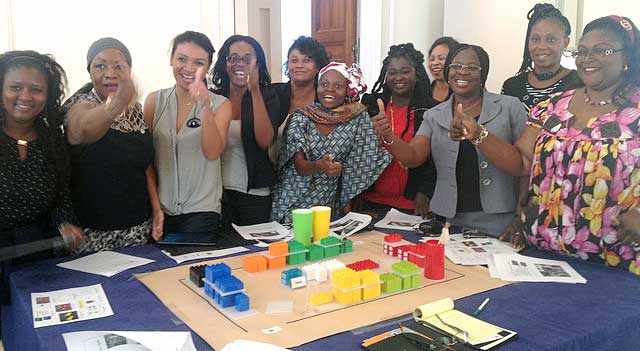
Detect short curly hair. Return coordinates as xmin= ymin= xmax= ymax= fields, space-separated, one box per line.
xmin=283 ymin=36 xmax=330 ymax=78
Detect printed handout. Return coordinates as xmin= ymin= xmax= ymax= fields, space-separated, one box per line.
xmin=488 ymin=253 xmax=587 ymax=284
xmin=32 ymin=284 xmax=113 ymax=328
xmin=232 ymin=221 xmax=292 ymax=242
xmin=62 ymin=331 xmax=197 ymax=351
xmin=57 ymin=251 xmax=154 ymax=277
xmin=440 ymin=234 xmax=520 ymax=265
xmin=375 ymin=208 xmax=425 ymax=231
xmin=329 ymin=212 xmax=372 ymax=238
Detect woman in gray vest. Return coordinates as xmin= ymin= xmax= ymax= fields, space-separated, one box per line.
xmin=372 ymin=44 xmax=528 ymax=237
xmin=144 ymin=31 xmax=232 ymax=236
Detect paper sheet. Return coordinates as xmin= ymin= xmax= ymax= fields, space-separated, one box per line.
xmin=489 ymin=253 xmax=587 ymax=283
xmin=232 ymin=221 xmax=292 ymax=242
xmin=62 ymin=331 xmax=196 ymax=351
xmin=161 ymin=246 xmax=249 ymax=264
xmin=374 ymin=209 xmax=424 ymax=231
xmin=329 ymin=212 xmax=372 ymax=238
xmin=442 ymin=234 xmax=519 ymax=265
xmin=32 ymin=284 xmax=113 ymax=328
xmin=57 ymin=251 xmax=154 ymax=277
xmin=221 ymin=339 xmax=290 ymax=351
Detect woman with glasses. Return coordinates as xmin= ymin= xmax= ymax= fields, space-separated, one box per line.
xmin=360 ymin=43 xmax=435 ymax=217
xmin=451 ymin=16 xmax=640 ymax=274
xmin=144 ymin=31 xmax=232 ymax=236
xmin=502 ymin=3 xmax=581 ymax=111
xmin=211 ymin=35 xmax=283 ymax=226
xmin=372 ymin=44 xmax=527 ymax=237
xmin=271 ymin=62 xmax=391 ymax=224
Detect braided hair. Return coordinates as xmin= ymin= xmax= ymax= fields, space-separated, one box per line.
xmin=0 ymin=50 xmax=70 ymax=212
xmin=517 ymin=3 xmax=571 ymax=75
xmin=370 ymin=43 xmax=431 ymax=138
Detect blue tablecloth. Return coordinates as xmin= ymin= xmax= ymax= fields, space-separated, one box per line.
xmin=3 ymin=232 xmax=640 ymax=351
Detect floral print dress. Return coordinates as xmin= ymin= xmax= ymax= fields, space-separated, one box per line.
xmin=527 ymin=89 xmax=640 ymax=274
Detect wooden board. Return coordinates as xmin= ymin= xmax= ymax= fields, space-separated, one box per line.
xmin=137 ymin=231 xmax=510 ymax=349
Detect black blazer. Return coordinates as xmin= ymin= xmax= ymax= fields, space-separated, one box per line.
xmin=236 ymin=85 xmax=284 ymax=190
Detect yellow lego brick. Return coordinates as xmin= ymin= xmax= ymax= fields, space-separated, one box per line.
xmin=359 ymin=270 xmax=380 ymax=285
xmin=333 ymin=287 xmax=353 ymax=304
xmin=310 ymin=292 xmax=334 ymax=306
xmin=362 ymin=283 xmax=381 ymax=300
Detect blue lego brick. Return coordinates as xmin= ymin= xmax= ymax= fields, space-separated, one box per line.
xmin=205 ymin=263 xmax=231 ymax=284
xmin=281 ymin=268 xmax=303 ymax=286
xmin=218 ymin=293 xmax=238 ymax=308
xmin=215 ymin=275 xmax=244 ymax=293
xmin=234 ymin=293 xmax=250 ymax=311
xmin=204 ymin=284 xmax=215 ymax=298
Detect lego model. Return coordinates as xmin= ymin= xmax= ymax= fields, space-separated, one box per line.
xmin=202 ymin=263 xmax=251 ymax=312
xmin=189 ymin=264 xmax=206 ymax=287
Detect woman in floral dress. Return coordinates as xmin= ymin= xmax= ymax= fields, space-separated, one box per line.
xmin=450 ymin=15 xmax=640 ymax=274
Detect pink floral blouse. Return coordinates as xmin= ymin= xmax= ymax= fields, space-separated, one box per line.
xmin=527 ymin=89 xmax=640 ymax=275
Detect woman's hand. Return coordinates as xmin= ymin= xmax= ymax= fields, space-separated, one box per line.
xmin=449 ymin=104 xmax=481 ymax=141
xmin=246 ymin=63 xmax=261 ymax=94
xmin=59 ymin=223 xmax=83 ymax=251
xmin=499 ymin=216 xmax=526 ymax=249
xmin=371 ymin=99 xmax=394 ymax=142
xmin=315 ymin=154 xmax=343 ymax=177
xmin=614 ymin=209 xmax=640 ymax=247
xmin=188 ymin=67 xmax=211 ymax=108
xmin=414 ymin=192 xmax=431 ymax=218
xmin=111 ymin=70 xmax=137 ymax=109
xmin=151 ymin=209 xmax=165 ymax=241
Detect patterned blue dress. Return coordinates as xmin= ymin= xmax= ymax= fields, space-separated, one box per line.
xmin=270 ymin=109 xmax=391 ymax=223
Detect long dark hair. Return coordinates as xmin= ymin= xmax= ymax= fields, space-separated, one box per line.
xmin=0 ymin=50 xmax=70 ymax=211
xmin=170 ymin=30 xmax=216 ymax=66
xmin=517 ymin=3 xmax=571 ymax=75
xmin=582 ymin=16 xmax=640 ymax=106
xmin=211 ymin=35 xmax=271 ymax=96
xmin=370 ymin=43 xmax=431 ymax=137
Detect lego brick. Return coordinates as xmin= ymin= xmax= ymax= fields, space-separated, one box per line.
xmin=243 ymin=255 xmax=268 ymax=273
xmin=310 ymin=292 xmax=333 ymax=305
xmin=215 ymin=275 xmax=244 ymax=293
xmin=347 ymin=259 xmax=379 ymax=272
xmin=290 ymin=276 xmax=307 ymax=289
xmin=320 ymin=236 xmax=341 ymax=246
xmin=281 ymin=268 xmax=303 ymax=286
xmin=189 ymin=265 xmax=206 ymax=287
xmin=380 ymin=273 xmax=402 ymax=294
xmin=306 ymin=244 xmax=324 ymax=261
xmin=341 ymin=239 xmax=353 ymax=253
xmin=302 ymin=263 xmax=328 ymax=282
xmin=234 ymin=293 xmax=250 ymax=312
xmin=269 ymin=242 xmax=289 ymax=256
xmin=384 ymin=233 xmax=403 ymax=243
xmin=288 ymin=240 xmax=306 ymax=253
xmin=205 ymin=263 xmax=231 ymax=284
xmin=287 ymin=252 xmax=307 ymax=265
xmin=321 ymin=259 xmax=346 ymax=274
xmin=267 ymin=256 xmax=287 ymax=269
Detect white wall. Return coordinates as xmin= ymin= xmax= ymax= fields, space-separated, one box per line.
xmin=582 ymin=0 xmax=640 ymax=32
xmin=236 ymin=0 xmax=283 ymax=83
xmin=280 ymin=0 xmax=311 ymax=81
xmin=444 ymin=0 xmax=547 ymax=93
xmin=360 ymin=0 xmax=443 ymax=90
xmin=3 ymin=0 xmax=234 ymax=100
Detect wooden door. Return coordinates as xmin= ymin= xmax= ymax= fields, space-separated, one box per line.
xmin=311 ymin=0 xmax=358 ymax=65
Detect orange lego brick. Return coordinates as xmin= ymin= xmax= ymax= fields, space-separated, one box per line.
xmin=269 ymin=242 xmax=289 ymax=256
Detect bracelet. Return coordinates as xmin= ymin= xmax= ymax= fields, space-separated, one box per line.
xmin=471 ymin=124 xmax=488 ymax=146
xmin=381 ymin=136 xmax=394 ymax=145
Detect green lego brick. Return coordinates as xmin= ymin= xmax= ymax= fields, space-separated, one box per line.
xmin=306 ymin=244 xmax=324 ymax=261
xmin=320 ymin=236 xmax=341 ymax=246
xmin=341 ymin=240 xmax=353 ymax=253
xmin=411 ymin=274 xmax=421 ymax=288
xmin=325 ymin=246 xmax=341 ymax=258
xmin=380 ymin=273 xmax=402 ymax=294
xmin=288 ymin=240 xmax=306 ymax=253
xmin=392 ymin=261 xmax=420 ymax=275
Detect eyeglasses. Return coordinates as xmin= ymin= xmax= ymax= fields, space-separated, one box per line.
xmin=226 ymin=54 xmax=255 ymax=65
xmin=570 ymin=47 xmax=624 ymax=58
xmin=448 ymin=63 xmax=482 ymax=73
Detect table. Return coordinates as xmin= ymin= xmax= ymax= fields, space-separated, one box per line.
xmin=3 ymin=231 xmax=640 ymax=351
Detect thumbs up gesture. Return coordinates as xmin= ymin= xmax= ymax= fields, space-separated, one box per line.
xmin=371 ymin=98 xmax=394 ymax=141
xmin=449 ymin=103 xmax=481 ymax=141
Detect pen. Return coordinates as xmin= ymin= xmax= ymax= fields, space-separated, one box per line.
xmin=473 ymin=298 xmax=490 ymax=316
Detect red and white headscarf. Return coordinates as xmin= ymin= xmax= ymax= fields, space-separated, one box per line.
xmin=318 ymin=62 xmax=367 ymax=99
